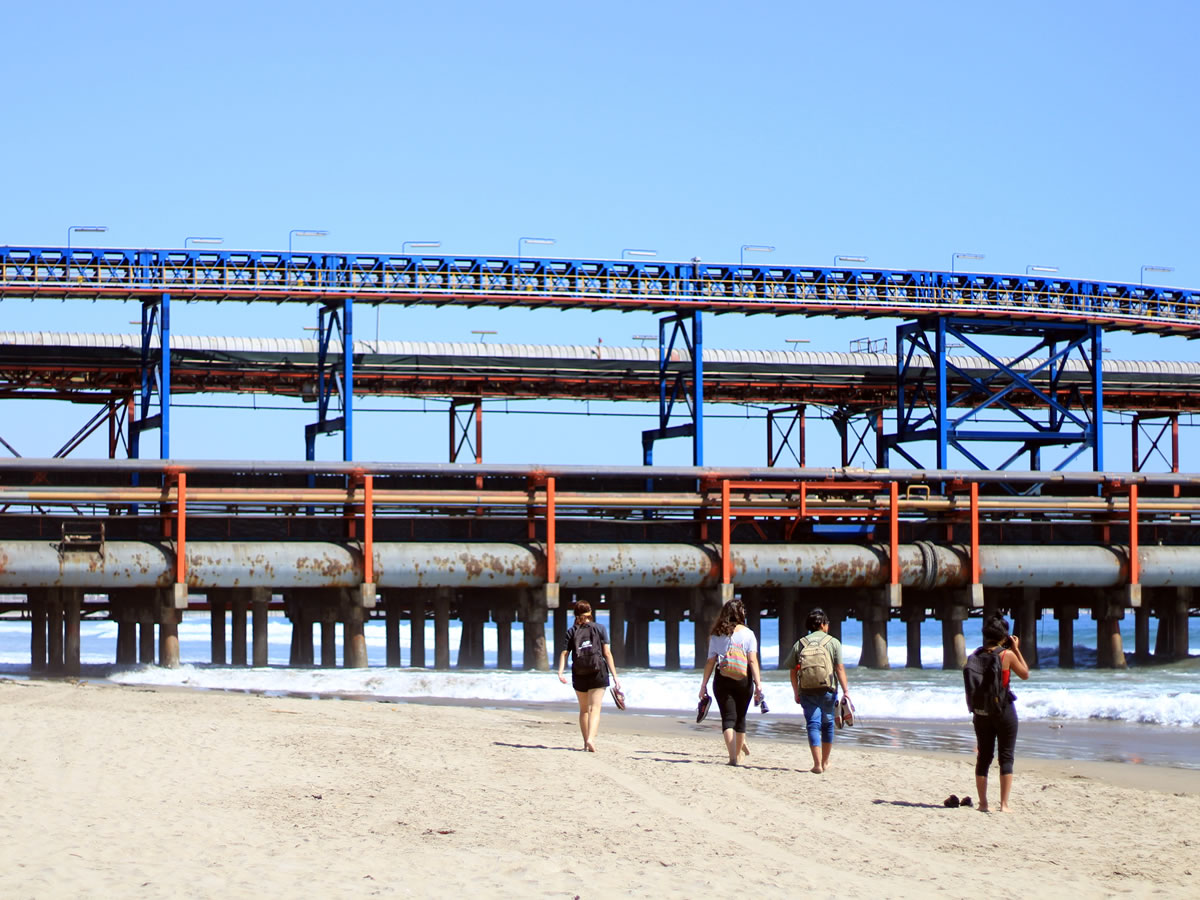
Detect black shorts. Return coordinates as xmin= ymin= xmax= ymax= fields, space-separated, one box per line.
xmin=572 ymin=668 xmax=609 ymax=693
xmin=713 ymin=671 xmax=753 ymax=733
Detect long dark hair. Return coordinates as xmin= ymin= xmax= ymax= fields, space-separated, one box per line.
xmin=710 ymin=599 xmax=746 ymax=637
xmin=982 ymin=614 xmax=1010 ymax=649
xmin=573 ymin=599 xmax=594 ymax=625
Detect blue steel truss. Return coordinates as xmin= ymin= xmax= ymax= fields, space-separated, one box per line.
xmin=642 ymin=311 xmax=703 ymax=467
xmin=304 ymin=300 xmax=354 ymax=463
xmin=129 ymin=292 xmax=170 ymax=461
xmin=887 ymin=317 xmax=1103 ymax=475
xmin=2 ymin=246 xmax=1198 ymax=336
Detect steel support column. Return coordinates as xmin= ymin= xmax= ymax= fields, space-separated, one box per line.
xmin=129 ymin=292 xmax=171 ymax=461
xmin=888 ymin=316 xmax=1104 ymax=475
xmin=304 ymin=299 xmax=354 ymax=463
xmin=642 ymin=309 xmax=703 ymax=468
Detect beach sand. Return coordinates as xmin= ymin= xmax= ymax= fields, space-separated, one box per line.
xmin=1 ymin=679 xmax=1197 ymax=899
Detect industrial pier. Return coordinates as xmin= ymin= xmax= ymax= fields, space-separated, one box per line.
xmin=7 ymin=460 xmax=1194 ymax=675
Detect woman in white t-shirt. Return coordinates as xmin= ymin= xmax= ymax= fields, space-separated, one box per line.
xmin=698 ymin=599 xmax=763 ymax=765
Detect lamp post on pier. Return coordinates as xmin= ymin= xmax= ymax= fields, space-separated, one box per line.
xmin=951 ymin=252 xmax=984 ymax=274
xmin=66 ymin=225 xmax=108 ymax=282
xmin=1140 ymin=264 xmax=1174 ymax=286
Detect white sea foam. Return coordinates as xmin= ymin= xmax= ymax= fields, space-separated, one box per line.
xmin=2 ymin=617 xmax=1197 ymax=728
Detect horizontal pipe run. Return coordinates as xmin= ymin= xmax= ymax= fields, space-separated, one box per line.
xmin=0 ymin=540 xmax=1193 ymax=590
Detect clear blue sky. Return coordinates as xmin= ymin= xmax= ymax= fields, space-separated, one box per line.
xmin=1 ymin=0 xmax=1197 ymax=470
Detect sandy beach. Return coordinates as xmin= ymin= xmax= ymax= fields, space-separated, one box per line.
xmin=1 ymin=679 xmax=1196 ymax=899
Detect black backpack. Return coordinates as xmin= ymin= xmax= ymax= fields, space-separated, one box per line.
xmin=571 ymin=623 xmax=606 ymax=677
xmin=962 ymin=647 xmax=1012 ymax=716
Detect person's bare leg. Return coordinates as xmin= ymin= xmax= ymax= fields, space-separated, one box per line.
xmin=976 ymin=774 xmax=990 ymax=812
xmin=723 ymin=728 xmax=739 ymax=764
xmin=809 ymin=743 xmax=823 ymax=774
xmin=999 ymin=773 xmax=1014 ymax=812
xmin=820 ymin=742 xmax=832 ymax=771
xmin=585 ymin=688 xmax=604 ymax=751
xmin=739 ymin=736 xmax=750 ymax=758
xmin=575 ymin=691 xmax=590 ymax=749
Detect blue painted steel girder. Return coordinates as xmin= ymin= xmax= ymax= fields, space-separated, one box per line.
xmin=888 ymin=316 xmax=1103 ymax=473
xmin=303 ymin=298 xmax=353 ymax=463
xmin=3 ymin=245 xmax=1198 ymax=336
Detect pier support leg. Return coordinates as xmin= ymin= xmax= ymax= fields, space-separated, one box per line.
xmin=63 ymin=589 xmax=81 ymax=677
xmin=47 ymin=592 xmax=64 ymax=674
xmin=231 ymin=591 xmax=248 ymax=667
xmin=664 ymin=600 xmax=681 ymax=671
xmin=158 ymin=597 xmax=180 ymax=669
xmin=858 ymin=587 xmax=896 ymax=669
xmin=321 ymin=618 xmax=338 ymax=668
xmin=410 ymin=590 xmax=427 ymax=668
xmin=116 ymin=619 xmax=137 ymax=665
xmin=495 ymin=606 xmax=513 ymax=670
xmin=693 ymin=585 xmax=731 ymax=669
xmin=744 ymin=588 xmax=762 ymax=646
xmin=29 ymin=591 xmax=47 ymax=672
xmin=1172 ymin=587 xmax=1191 ymax=660
xmin=252 ymin=591 xmax=269 ymax=667
xmin=457 ymin=601 xmax=485 ymax=669
xmin=139 ymin=621 xmax=155 ymax=664
xmin=434 ymin=588 xmax=451 ymax=670
xmin=902 ymin=593 xmax=926 ymax=669
xmin=210 ymin=594 xmax=227 ymax=665
xmin=1055 ymin=605 xmax=1077 ymax=669
xmin=777 ymin=587 xmax=798 ymax=667
xmin=941 ymin=603 xmax=968 ymax=670
xmin=1014 ymin=588 xmax=1040 ymax=670
xmin=1093 ymin=593 xmax=1127 ymax=669
xmin=1135 ymin=603 xmax=1151 ymax=663
xmin=552 ymin=599 xmax=568 ymax=665
xmin=385 ymin=592 xmax=401 ymax=667
xmin=521 ymin=588 xmax=549 ymax=671
xmin=343 ymin=599 xmax=367 ymax=669
xmin=608 ymin=588 xmax=628 ymax=668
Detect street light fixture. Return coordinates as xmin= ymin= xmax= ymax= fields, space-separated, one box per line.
xmin=403 ymin=240 xmax=441 ymax=255
xmin=518 ymin=237 xmax=555 ymax=258
xmin=185 ymin=237 xmax=223 ymax=248
xmin=951 ymin=252 xmax=984 ymax=274
xmin=471 ymin=330 xmax=498 ymax=343
xmin=740 ymin=244 xmax=775 ymax=266
xmin=633 ymin=334 xmax=656 ymax=346
xmin=1140 ymin=264 xmax=1174 ymax=286
xmin=289 ymin=229 xmax=328 ymax=253
xmin=1025 ymin=265 xmax=1058 ymax=275
xmin=785 ymin=338 xmax=811 ymax=346
xmin=622 ymin=249 xmax=657 ymax=259
xmin=834 ymin=255 xmax=868 ymax=267
xmin=66 ymin=225 xmax=107 ymax=254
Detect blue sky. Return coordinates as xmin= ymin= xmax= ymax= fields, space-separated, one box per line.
xmin=1 ymin=0 xmax=1197 ymax=470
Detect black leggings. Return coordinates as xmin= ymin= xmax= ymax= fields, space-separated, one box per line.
xmin=973 ymin=704 xmax=1018 ymax=776
xmin=713 ymin=671 xmax=753 ymax=733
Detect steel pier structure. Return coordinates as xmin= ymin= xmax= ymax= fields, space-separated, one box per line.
xmin=1 ymin=246 xmax=1197 ymax=674
xmin=3 ymin=459 xmax=1196 ymax=675
xmin=3 ymin=245 xmax=1199 ymax=469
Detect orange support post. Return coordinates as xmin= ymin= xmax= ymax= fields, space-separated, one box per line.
xmin=970 ymin=480 xmax=980 ymax=586
xmin=362 ymin=474 xmax=374 ymax=585
xmin=1128 ymin=483 xmax=1139 ymax=586
xmin=546 ymin=476 xmax=557 ymax=584
xmin=888 ymin=481 xmax=899 ymax=585
xmin=175 ymin=472 xmax=187 ymax=587
xmin=721 ymin=479 xmax=732 ymax=585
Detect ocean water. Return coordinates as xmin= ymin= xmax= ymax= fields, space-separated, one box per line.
xmin=2 ymin=610 xmax=1196 ymax=768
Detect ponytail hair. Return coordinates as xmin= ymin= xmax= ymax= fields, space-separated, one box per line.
xmin=573 ymin=600 xmax=594 ymax=625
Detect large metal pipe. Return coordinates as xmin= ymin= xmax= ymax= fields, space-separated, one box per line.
xmin=0 ymin=540 xmax=1193 ymax=590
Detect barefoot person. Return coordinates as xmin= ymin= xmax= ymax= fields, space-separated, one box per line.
xmin=970 ymin=614 xmax=1030 ymax=812
xmin=784 ymin=608 xmax=850 ymax=774
xmin=698 ymin=599 xmax=764 ymax=766
xmin=557 ymin=600 xmax=620 ymax=752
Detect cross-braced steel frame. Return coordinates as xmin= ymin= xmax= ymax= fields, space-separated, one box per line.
xmin=887 ymin=316 xmax=1104 ymax=475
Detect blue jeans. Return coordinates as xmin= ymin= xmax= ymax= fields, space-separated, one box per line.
xmin=799 ymin=690 xmax=837 ymax=747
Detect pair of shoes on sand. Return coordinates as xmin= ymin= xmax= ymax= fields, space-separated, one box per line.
xmin=943 ymin=794 xmax=974 ymax=808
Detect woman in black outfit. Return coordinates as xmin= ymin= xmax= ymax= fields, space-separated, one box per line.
xmin=556 ymin=600 xmax=621 ymax=752
xmin=973 ymin=614 xmax=1030 ymax=812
